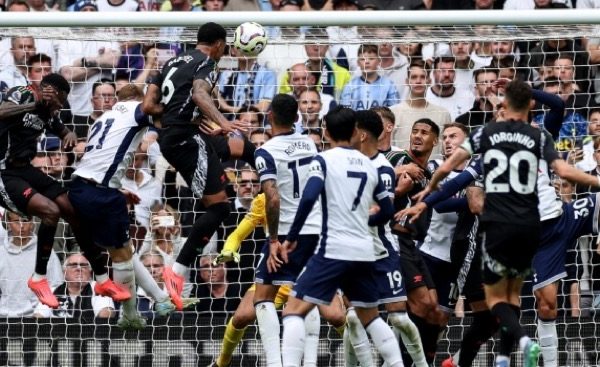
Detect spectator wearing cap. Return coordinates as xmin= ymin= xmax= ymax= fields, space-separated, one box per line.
xmin=425 ymin=56 xmax=475 ymax=120
xmin=71 ymin=0 xmax=97 ymax=10
xmin=340 ymin=44 xmax=400 ymax=110
xmin=33 ymin=253 xmax=115 ymax=320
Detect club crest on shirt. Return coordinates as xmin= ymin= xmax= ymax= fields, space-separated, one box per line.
xmin=22 ymin=113 xmax=45 ymax=130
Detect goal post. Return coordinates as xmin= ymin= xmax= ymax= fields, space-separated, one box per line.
xmin=0 ymin=10 xmax=599 ymax=366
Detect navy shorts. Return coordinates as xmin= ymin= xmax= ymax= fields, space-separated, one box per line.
xmin=159 ymin=125 xmax=227 ymax=198
xmin=374 ymin=250 xmax=407 ymax=304
xmin=421 ymin=251 xmax=454 ymax=311
xmin=292 ymin=252 xmax=380 ymax=308
xmin=254 ymin=235 xmax=319 ymax=285
xmin=68 ymin=177 xmax=130 ymax=249
xmin=533 ymin=195 xmax=600 ymax=291
xmin=0 ymin=164 xmax=67 ymax=216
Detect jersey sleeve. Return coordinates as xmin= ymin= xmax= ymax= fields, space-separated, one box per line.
xmin=134 ymin=104 xmax=152 ymax=126
xmin=4 ymin=86 xmax=35 ymax=105
xmin=461 ymin=126 xmax=484 ymax=155
xmin=255 ymin=148 xmax=277 ymax=182
xmin=193 ymin=58 xmax=216 ymax=83
xmin=147 ymin=70 xmax=163 ymax=87
xmin=378 ymin=166 xmax=395 ymax=198
xmin=540 ymin=130 xmax=560 ymax=164
xmin=373 ymin=174 xmax=390 ymax=202
xmin=47 ymin=115 xmax=67 ymax=136
xmin=308 ymin=155 xmax=326 ymax=182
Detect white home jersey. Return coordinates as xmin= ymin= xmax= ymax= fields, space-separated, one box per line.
xmin=420 ymin=168 xmax=461 ymax=263
xmin=255 ymin=131 xmax=321 ymax=236
xmin=370 ymin=153 xmax=399 ymax=259
xmin=74 ymin=101 xmax=151 ymax=189
xmin=538 ymin=158 xmax=563 ymax=221
xmin=310 ymin=147 xmax=389 ymax=262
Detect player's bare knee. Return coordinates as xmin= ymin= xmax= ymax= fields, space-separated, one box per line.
xmin=232 ymin=312 xmax=255 ymax=328
xmin=537 ymin=301 xmax=558 ymax=319
xmin=39 ymin=200 xmax=61 ymax=226
xmin=319 ymin=306 xmax=345 ymax=328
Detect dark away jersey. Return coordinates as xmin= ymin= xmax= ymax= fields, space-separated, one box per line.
xmin=0 ymin=86 xmax=66 ymax=166
xmin=150 ymin=49 xmax=219 ymax=127
xmin=461 ymin=120 xmax=559 ymax=226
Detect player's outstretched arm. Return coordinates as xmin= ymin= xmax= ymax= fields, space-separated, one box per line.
xmin=552 ymin=159 xmax=600 ymax=188
xmin=427 ymin=147 xmax=471 ymax=195
xmin=0 ymin=100 xmax=36 ymax=120
xmin=192 ymin=79 xmax=248 ymax=135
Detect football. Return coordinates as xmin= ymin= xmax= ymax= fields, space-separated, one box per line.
xmin=233 ymin=22 xmax=268 ymax=57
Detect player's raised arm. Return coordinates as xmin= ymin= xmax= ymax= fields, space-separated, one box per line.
xmin=141 ymin=79 xmax=164 ymax=118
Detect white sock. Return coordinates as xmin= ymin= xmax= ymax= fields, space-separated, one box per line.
xmin=112 ymin=260 xmax=137 ymax=317
xmin=366 ymin=317 xmax=403 ymax=367
xmin=255 ymin=301 xmax=282 ymax=367
xmin=31 ymin=272 xmax=45 ymax=281
xmin=282 ymin=315 xmax=305 ymax=367
xmin=538 ymin=319 xmax=557 ymax=367
xmin=519 ymin=335 xmax=532 ymax=351
xmin=303 ymin=307 xmax=320 ymax=367
xmin=388 ymin=312 xmax=427 ymax=367
xmin=452 ymin=350 xmax=460 ymax=365
xmin=343 ymin=328 xmax=359 ymax=367
xmin=133 ymin=256 xmax=169 ymax=302
xmin=346 ymin=308 xmax=374 ymax=367
xmin=172 ymin=262 xmax=189 ymax=277
xmin=96 ymin=273 xmax=109 ymax=284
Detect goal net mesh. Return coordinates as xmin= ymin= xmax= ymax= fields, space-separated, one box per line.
xmin=0 ymin=23 xmax=598 ymax=366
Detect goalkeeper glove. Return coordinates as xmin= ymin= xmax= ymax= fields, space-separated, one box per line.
xmin=213 ymin=249 xmax=240 ymax=266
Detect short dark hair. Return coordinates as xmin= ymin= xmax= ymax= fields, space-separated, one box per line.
xmin=433 ymin=56 xmax=455 ymax=70
xmin=371 ymin=106 xmax=395 ymax=125
xmin=7 ymin=0 xmax=30 ymax=10
xmin=442 ymin=122 xmax=469 ymax=136
xmin=412 ymin=118 xmax=440 ymax=137
xmin=236 ymin=105 xmax=260 ymax=116
xmin=92 ymin=79 xmax=116 ymax=95
xmin=270 ymin=94 xmax=298 ymax=127
xmin=505 ymin=79 xmax=532 ymax=112
xmin=197 ymin=22 xmax=227 ymax=45
xmin=26 ymin=53 xmax=52 ymax=68
xmin=542 ymin=76 xmax=560 ymax=88
xmin=324 ymin=106 xmax=356 ymax=142
xmin=407 ymin=59 xmax=428 ymax=77
xmin=358 ymin=44 xmax=378 ymax=56
xmin=355 ymin=110 xmax=383 ymax=140
xmin=250 ymin=128 xmax=272 ymax=139
xmin=41 ymin=73 xmax=70 ymax=95
xmin=589 ymin=107 xmax=600 ymax=120
xmin=473 ymin=68 xmax=498 ymax=82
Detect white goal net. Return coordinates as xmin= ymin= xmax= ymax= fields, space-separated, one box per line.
xmin=0 ymin=12 xmax=599 ymax=366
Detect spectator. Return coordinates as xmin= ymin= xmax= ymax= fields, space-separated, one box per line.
xmin=504 ymin=0 xmax=571 ymax=9
xmin=326 ymin=0 xmax=362 ymax=72
xmin=28 ymin=0 xmax=56 ymax=11
xmin=553 ymin=53 xmax=589 ymax=107
xmin=0 ymin=212 xmax=63 ymax=317
xmin=69 ymin=79 xmax=117 ymax=138
xmin=425 ymin=56 xmax=475 ymax=120
xmin=296 ymin=87 xmax=323 ymax=131
xmin=193 ymin=254 xmax=242 ymax=313
xmin=236 ymin=106 xmax=263 ymax=136
xmin=304 ymin=129 xmax=325 ymax=152
xmin=72 ymin=0 xmax=97 ymax=10
xmin=39 ymin=134 xmax=74 ymax=183
xmin=281 ymin=63 xmax=335 ymax=117
xmin=0 ymin=36 xmax=35 ymax=93
xmin=297 ymin=28 xmax=351 ymax=99
xmin=576 ymin=108 xmax=600 ymax=172
xmin=120 ymin=145 xmax=163 ymax=231
xmin=137 ymin=251 xmax=167 ymax=316
xmin=26 ymin=53 xmax=52 ymax=91
xmin=340 ymin=44 xmax=399 ymax=110
xmin=456 ymin=68 xmax=499 ymax=129
xmin=373 ymin=28 xmax=409 ymax=100
xmin=57 ymin=37 xmax=120 ymax=117
xmin=470 ymin=30 xmax=494 ymax=69
xmin=218 ymin=46 xmax=277 ymax=115
xmin=33 ymin=253 xmax=115 ymax=320
xmin=96 ymin=0 xmax=139 ymax=11
xmin=450 ymin=41 xmax=478 ymax=97
xmin=576 ymin=136 xmax=600 ymax=196
xmin=249 ymin=129 xmax=271 ymax=148
xmin=525 ymin=38 xmax=591 ymax=95
xmin=6 ymin=0 xmax=30 ymax=11
xmin=532 ymin=77 xmax=588 ymax=151
xmin=390 ymin=59 xmax=451 ymax=150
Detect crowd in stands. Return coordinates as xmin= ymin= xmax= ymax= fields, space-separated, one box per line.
xmin=0 ymin=0 xmax=599 ymax=322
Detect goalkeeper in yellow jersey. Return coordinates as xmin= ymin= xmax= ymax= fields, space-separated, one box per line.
xmin=211 ymin=193 xmax=346 ymax=367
